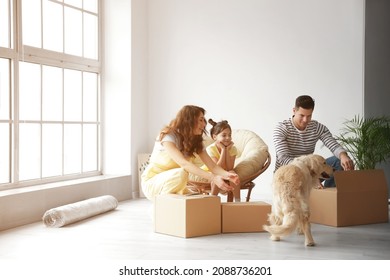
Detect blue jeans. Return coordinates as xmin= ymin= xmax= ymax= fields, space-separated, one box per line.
xmin=322 ymin=156 xmax=341 ymax=187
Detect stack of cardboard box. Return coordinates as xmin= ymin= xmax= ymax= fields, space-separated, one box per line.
xmin=154 ymin=170 xmax=389 ymax=238
xmin=154 ymin=194 xmax=271 ymax=238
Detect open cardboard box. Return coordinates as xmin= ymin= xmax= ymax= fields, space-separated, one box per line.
xmin=221 ymin=201 xmax=271 ymax=233
xmin=310 ymin=169 xmax=389 ymax=227
xmin=154 ymin=194 xmax=221 ymax=238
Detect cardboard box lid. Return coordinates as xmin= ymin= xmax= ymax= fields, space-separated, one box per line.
xmin=221 ymin=201 xmax=271 ymax=207
xmin=154 ymin=194 xmax=218 ymax=203
xmin=334 ymin=169 xmax=388 ymax=192
xmin=163 ymin=193 xmax=217 ymax=200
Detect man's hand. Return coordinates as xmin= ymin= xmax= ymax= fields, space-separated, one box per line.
xmin=340 ymin=153 xmax=354 ymax=171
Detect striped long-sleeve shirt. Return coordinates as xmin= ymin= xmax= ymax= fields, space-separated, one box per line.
xmin=273 ymin=118 xmax=346 ymax=171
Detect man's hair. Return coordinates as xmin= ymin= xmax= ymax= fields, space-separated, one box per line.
xmin=295 ymin=95 xmax=315 ymax=110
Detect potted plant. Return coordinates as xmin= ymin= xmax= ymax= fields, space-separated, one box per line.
xmin=335 ymin=115 xmax=390 ymax=170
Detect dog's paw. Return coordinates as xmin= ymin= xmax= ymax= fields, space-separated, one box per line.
xmin=315 ymin=182 xmax=324 ymax=189
xmin=305 ymin=241 xmax=316 ymax=246
xmin=270 ymin=235 xmax=280 ymax=241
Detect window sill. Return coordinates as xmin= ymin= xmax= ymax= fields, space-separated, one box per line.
xmin=0 ymin=174 xmax=130 ymax=198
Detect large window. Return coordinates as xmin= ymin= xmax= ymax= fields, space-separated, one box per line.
xmin=0 ymin=0 xmax=101 ymax=189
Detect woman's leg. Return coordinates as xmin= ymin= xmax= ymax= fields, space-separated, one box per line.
xmin=142 ymin=168 xmax=189 ymax=200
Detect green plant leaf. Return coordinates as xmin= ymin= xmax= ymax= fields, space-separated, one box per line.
xmin=335 ymin=115 xmax=390 ymax=170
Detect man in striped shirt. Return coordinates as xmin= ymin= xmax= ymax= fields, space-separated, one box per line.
xmin=273 ymin=95 xmax=354 ymax=187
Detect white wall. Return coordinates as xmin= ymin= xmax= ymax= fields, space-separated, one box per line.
xmin=133 ymin=0 xmax=365 ymax=199
xmin=102 ymin=0 xmax=132 ymax=176
xmin=131 ymin=0 xmax=150 ymax=198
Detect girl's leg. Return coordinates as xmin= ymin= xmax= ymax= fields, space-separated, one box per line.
xmin=232 ymin=182 xmax=240 ymax=202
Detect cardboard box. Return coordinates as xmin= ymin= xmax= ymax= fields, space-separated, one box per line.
xmin=221 ymin=201 xmax=271 ymax=233
xmin=310 ymin=169 xmax=389 ymax=227
xmin=154 ymin=194 xmax=221 ymax=238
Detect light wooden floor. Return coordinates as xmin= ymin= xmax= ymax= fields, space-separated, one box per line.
xmin=1 ymin=198 xmax=389 ymax=260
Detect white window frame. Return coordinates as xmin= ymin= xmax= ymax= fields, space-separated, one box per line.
xmin=0 ymin=0 xmax=102 ymax=190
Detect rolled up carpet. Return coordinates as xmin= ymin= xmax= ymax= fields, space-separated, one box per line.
xmin=42 ymin=195 xmax=118 ymax=228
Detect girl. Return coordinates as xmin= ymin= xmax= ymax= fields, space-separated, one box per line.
xmin=206 ymin=119 xmax=240 ymax=201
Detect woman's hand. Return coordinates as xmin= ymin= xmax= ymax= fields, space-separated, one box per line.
xmin=212 ymin=175 xmax=234 ymax=192
xmin=226 ymin=171 xmax=240 ymax=185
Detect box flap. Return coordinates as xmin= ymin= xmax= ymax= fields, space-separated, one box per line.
xmin=164 ymin=194 xmax=215 ymax=200
xmin=221 ymin=201 xmax=270 ymax=207
xmin=334 ymin=169 xmax=388 ymax=192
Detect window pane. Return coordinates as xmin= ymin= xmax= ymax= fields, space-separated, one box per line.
xmin=19 ymin=62 xmax=41 ymax=121
xmin=64 ymin=69 xmax=82 ymax=121
xmin=64 ymin=124 xmax=81 ymax=174
xmin=84 ymin=12 xmax=98 ymax=59
xmin=42 ymin=65 xmax=62 ymax=121
xmin=43 ymin=0 xmax=63 ymax=52
xmin=19 ymin=123 xmax=40 ymax=181
xmin=64 ymin=7 xmax=82 ymax=56
xmin=84 ymin=0 xmax=98 ymax=13
xmin=0 ymin=123 xmax=10 ymax=184
xmin=0 ymin=0 xmax=10 ymax=48
xmin=0 ymin=58 xmax=10 ymax=119
xmin=22 ymin=0 xmax=42 ymax=48
xmin=42 ymin=124 xmax=62 ymax=177
xmin=83 ymin=71 xmax=97 ymax=121
xmin=83 ymin=124 xmax=97 ymax=172
xmin=65 ymin=0 xmax=82 ymax=8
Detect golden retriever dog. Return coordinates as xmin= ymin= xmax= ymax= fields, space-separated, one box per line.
xmin=263 ymin=154 xmax=333 ymax=246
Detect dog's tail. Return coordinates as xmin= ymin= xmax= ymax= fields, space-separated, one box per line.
xmin=263 ymin=212 xmax=298 ymax=237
